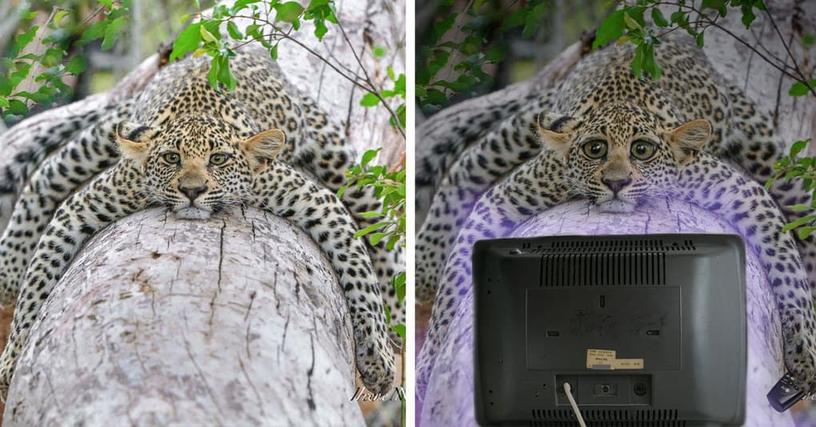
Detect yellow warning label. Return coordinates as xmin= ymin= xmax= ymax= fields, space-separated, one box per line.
xmin=586 ymin=349 xmax=616 ymax=369
xmin=586 ymin=349 xmax=644 ymax=370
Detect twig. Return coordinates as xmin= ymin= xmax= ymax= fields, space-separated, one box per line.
xmin=647 ymin=1 xmax=814 ymax=96
xmin=231 ymin=14 xmax=405 ymax=138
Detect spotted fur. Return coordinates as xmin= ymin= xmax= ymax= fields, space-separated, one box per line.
xmin=0 ymin=46 xmax=400 ymax=396
xmin=416 ymin=37 xmax=816 ymax=396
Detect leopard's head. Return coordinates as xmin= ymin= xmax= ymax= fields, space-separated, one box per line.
xmin=539 ymin=103 xmax=711 ymax=212
xmin=115 ymin=115 xmax=284 ymax=219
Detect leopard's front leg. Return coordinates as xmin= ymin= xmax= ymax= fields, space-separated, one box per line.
xmin=719 ymin=85 xmax=816 ymax=292
xmin=417 ymin=153 xmax=567 ymax=396
xmin=0 ymin=162 xmax=146 ymax=397
xmin=248 ymin=161 xmax=395 ymax=394
xmin=0 ymin=106 xmax=129 ymax=304
xmin=416 ymin=100 xmax=556 ymax=302
xmin=296 ymin=100 xmax=406 ymax=340
xmin=673 ymin=152 xmax=816 ymax=392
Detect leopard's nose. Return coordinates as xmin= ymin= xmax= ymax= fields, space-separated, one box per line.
xmin=602 ymin=177 xmax=632 ymax=194
xmin=180 ymin=185 xmax=208 ymax=201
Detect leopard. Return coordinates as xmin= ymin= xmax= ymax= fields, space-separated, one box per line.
xmin=0 ymin=45 xmax=403 ymax=397
xmin=415 ymin=35 xmax=816 ymax=400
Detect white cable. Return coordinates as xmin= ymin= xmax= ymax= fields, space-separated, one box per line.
xmin=564 ymin=382 xmax=587 ymax=427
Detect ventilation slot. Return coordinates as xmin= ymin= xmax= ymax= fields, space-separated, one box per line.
xmin=541 ymin=252 xmax=666 ymax=286
xmin=529 ymin=238 xmax=696 ymax=254
xmin=529 ymin=409 xmax=684 ymax=427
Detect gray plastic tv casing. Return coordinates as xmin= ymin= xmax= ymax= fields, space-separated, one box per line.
xmin=473 ymin=234 xmax=747 ymax=427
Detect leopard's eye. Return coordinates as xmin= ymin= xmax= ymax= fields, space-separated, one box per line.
xmin=209 ymin=153 xmax=231 ymax=166
xmin=581 ymin=139 xmax=607 ymax=159
xmin=631 ymin=140 xmax=657 ymax=160
xmin=162 ymin=152 xmax=181 ymax=165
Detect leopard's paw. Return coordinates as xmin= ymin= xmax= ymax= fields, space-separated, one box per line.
xmin=0 ymin=353 xmax=15 ymax=402
xmin=356 ymin=338 xmax=395 ymax=396
xmin=415 ymin=265 xmax=437 ymax=304
xmin=785 ymin=333 xmax=816 ymax=395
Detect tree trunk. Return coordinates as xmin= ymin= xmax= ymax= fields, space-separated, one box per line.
xmin=419 ymin=199 xmax=791 ymax=427
xmin=0 ymin=0 xmax=404 ymax=424
xmin=3 ymin=208 xmax=365 ymax=425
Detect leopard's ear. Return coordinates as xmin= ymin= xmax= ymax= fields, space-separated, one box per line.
xmin=666 ymin=119 xmax=711 ymax=165
xmin=241 ymin=128 xmax=286 ymax=171
xmin=116 ymin=121 xmax=158 ymax=164
xmin=537 ymin=114 xmax=578 ymax=158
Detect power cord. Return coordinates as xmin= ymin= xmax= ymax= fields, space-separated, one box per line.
xmin=563 ymin=382 xmax=587 ymax=427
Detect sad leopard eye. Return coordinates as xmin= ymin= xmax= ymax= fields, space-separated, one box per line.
xmin=162 ymin=152 xmax=181 ymax=165
xmin=631 ymin=140 xmax=657 ymax=160
xmin=209 ymin=153 xmax=231 ymax=166
xmin=580 ymin=139 xmax=607 ymax=159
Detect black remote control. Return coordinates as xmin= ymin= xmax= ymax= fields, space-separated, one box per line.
xmin=767 ymin=372 xmax=806 ymax=412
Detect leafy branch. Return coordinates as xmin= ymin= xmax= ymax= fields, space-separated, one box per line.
xmin=1 ymin=0 xmax=131 ymax=118
xmin=766 ymin=139 xmax=816 ymax=238
xmin=595 ymin=0 xmax=815 ymax=97
xmin=169 ymin=0 xmax=405 ymax=137
xmin=416 ymin=0 xmax=567 ymax=111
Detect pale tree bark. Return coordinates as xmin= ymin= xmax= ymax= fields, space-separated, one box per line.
xmin=417 ymin=1 xmax=814 ymax=425
xmin=5 ymin=208 xmax=365 ymax=425
xmin=0 ymin=0 xmax=404 ymax=425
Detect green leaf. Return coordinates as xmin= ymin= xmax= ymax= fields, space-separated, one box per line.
xmin=695 ymin=33 xmax=705 ymax=48
xmin=783 ymin=215 xmax=815 ymax=232
xmin=6 ymin=99 xmax=28 ymax=116
xmin=66 ymin=56 xmax=86 ymax=74
xmin=269 ymin=43 xmax=279 ymax=60
xmin=798 ymin=226 xmax=816 ymax=240
xmin=360 ymin=92 xmax=380 ymax=107
xmin=593 ymin=9 xmax=625 ymax=49
xmin=207 ymin=55 xmax=221 ymax=89
xmin=80 ymin=20 xmax=108 ymax=45
xmin=217 ymin=56 xmax=237 ymax=91
xmin=314 ymin=20 xmax=328 ymax=40
xmin=391 ymin=324 xmax=406 ymax=340
xmin=13 ymin=25 xmax=38 ymax=55
xmin=54 ymin=10 xmax=70 ymax=27
xmin=227 ymin=21 xmax=244 ymax=40
xmin=200 ymin=24 xmax=218 ymax=43
xmin=233 ymin=0 xmax=261 ymax=12
xmin=651 ymin=8 xmax=669 ymax=27
xmin=790 ymin=139 xmax=810 ymax=157
xmin=741 ymin=4 xmax=757 ymax=27
xmin=372 ymin=46 xmax=386 ymax=58
xmin=369 ymin=232 xmax=387 ymax=246
xmin=101 ymin=16 xmax=127 ymax=50
xmin=354 ymin=221 xmax=388 ymax=238
xmin=631 ymin=43 xmax=645 ymax=77
xmin=789 ymin=204 xmax=812 ymax=213
xmin=275 ymin=2 xmax=305 ymax=23
xmin=170 ymin=23 xmax=201 ymax=61
xmin=393 ymin=272 xmax=406 ymax=302
xmin=623 ymin=12 xmax=642 ymax=31
xmin=789 ymin=81 xmax=812 ymax=97
xmin=361 ymin=148 xmax=380 ymax=167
